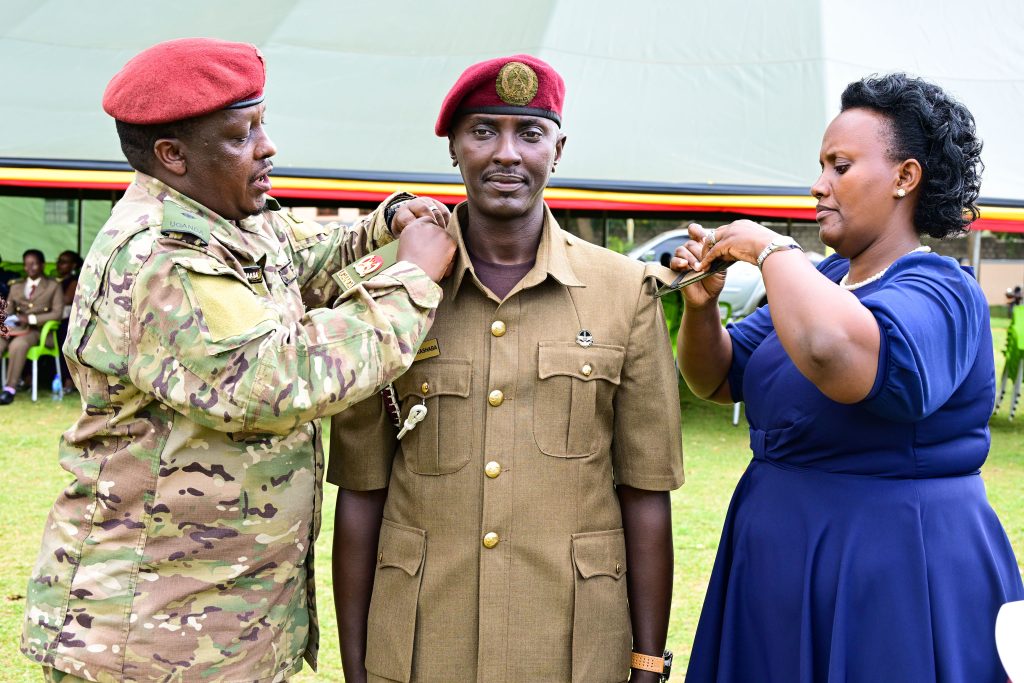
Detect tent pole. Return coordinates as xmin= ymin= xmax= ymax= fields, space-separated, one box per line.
xmin=970 ymin=229 xmax=982 ymax=280
xmin=77 ymin=191 xmax=84 ymax=255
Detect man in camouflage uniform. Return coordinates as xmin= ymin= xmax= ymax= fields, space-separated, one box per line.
xmin=20 ymin=38 xmax=455 ymax=682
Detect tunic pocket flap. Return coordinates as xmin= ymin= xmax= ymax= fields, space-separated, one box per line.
xmin=538 ymin=342 xmax=625 ymax=384
xmin=378 ymin=519 xmax=426 ymax=577
xmin=572 ymin=529 xmax=627 ymax=580
xmin=396 ymin=359 xmax=472 ymax=400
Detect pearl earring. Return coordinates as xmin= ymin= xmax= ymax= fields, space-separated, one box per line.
xmin=896 ymin=188 xmax=906 ymax=198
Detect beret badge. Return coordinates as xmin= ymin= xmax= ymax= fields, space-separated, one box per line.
xmin=495 ymin=62 xmax=539 ymax=106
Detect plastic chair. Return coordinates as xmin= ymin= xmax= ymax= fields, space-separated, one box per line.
xmin=718 ymin=302 xmax=744 ymax=426
xmin=1 ymin=319 xmax=63 ymax=401
xmin=995 ymin=307 xmax=1024 ymax=418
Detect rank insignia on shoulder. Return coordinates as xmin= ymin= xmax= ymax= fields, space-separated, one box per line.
xmin=354 ymin=254 xmax=384 ymax=277
xmin=335 ymin=240 xmax=400 ymax=292
xmin=653 ymin=259 xmax=732 ymax=298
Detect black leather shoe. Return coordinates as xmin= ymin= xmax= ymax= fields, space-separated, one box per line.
xmin=0 ymin=390 xmax=14 ymax=405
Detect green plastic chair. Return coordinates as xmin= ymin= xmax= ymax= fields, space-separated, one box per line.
xmin=996 ymin=306 xmax=1024 ymax=418
xmin=1 ymin=319 xmax=63 ymax=401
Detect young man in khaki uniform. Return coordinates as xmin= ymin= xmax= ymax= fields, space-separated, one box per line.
xmin=0 ymin=249 xmax=64 ymax=404
xmin=330 ymin=55 xmax=684 ymax=683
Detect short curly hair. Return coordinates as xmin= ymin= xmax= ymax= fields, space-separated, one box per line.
xmin=840 ymin=73 xmax=983 ymax=238
xmin=115 ymin=118 xmax=198 ymax=175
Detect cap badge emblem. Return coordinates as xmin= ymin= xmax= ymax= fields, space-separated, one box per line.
xmin=496 ymin=61 xmax=539 ymax=106
xmin=576 ymin=330 xmax=593 ymax=348
xmin=354 ymin=254 xmax=385 ymax=277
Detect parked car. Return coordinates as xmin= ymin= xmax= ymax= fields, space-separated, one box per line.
xmin=627 ymin=228 xmax=824 ymax=319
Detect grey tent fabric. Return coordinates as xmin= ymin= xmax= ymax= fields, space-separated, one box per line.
xmin=1 ymin=0 xmax=1022 ymax=199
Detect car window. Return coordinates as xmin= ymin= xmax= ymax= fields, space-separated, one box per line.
xmin=637 ymin=237 xmax=687 ymax=265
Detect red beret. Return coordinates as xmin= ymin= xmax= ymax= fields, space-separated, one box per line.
xmin=435 ymin=54 xmax=565 ymax=136
xmin=103 ymin=38 xmax=265 ymax=125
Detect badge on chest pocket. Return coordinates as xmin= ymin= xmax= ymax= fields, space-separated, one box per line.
xmin=394 ymin=358 xmax=473 ymax=475
xmin=534 ymin=341 xmax=625 ymax=457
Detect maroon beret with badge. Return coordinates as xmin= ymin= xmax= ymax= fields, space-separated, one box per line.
xmin=103 ymin=38 xmax=266 ymax=125
xmin=435 ymin=54 xmax=565 ymax=136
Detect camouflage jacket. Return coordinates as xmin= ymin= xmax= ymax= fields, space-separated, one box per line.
xmin=21 ymin=173 xmax=440 ymax=682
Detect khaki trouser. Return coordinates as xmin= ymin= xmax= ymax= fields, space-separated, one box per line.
xmin=0 ymin=328 xmax=40 ymax=390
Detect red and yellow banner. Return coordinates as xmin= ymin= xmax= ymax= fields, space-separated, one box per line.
xmin=2 ymin=165 xmax=1022 ymax=232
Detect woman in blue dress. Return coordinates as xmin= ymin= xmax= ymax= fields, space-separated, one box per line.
xmin=672 ymin=74 xmax=1024 ymax=682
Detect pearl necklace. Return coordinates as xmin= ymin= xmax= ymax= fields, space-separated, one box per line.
xmin=840 ymin=246 xmax=932 ymax=291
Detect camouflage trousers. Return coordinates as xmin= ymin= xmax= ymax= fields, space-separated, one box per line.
xmin=42 ymin=668 xmax=294 ymax=682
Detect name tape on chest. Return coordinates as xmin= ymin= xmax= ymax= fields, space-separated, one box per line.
xmin=414 ymin=338 xmax=440 ymax=362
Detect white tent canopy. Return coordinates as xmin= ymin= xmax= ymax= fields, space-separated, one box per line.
xmin=2 ymin=0 xmax=1022 ymax=200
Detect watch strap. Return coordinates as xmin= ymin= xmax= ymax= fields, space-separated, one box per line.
xmin=756 ymin=237 xmax=802 ymax=269
xmin=631 ymin=651 xmax=665 ymax=673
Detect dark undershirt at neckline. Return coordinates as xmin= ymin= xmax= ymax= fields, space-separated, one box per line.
xmin=467 ymin=250 xmax=536 ymax=300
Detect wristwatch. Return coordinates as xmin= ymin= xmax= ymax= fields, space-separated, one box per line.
xmin=631 ymin=650 xmax=673 ymax=681
xmin=756 ymin=236 xmax=803 ymax=269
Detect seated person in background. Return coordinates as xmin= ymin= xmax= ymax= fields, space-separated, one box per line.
xmin=0 ymin=252 xmax=16 ymax=299
xmin=0 ymin=249 xmax=63 ymax=404
xmin=54 ymin=249 xmax=83 ymax=392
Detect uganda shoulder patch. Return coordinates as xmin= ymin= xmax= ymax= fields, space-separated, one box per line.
xmin=161 ymin=200 xmax=211 ymax=246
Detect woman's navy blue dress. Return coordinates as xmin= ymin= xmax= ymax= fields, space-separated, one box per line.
xmin=686 ymin=253 xmax=1024 ymax=682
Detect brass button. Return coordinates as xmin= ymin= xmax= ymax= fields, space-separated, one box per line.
xmin=488 ymin=390 xmax=504 ymax=407
xmin=615 ymin=562 xmax=622 ymax=573
xmin=482 ymin=532 xmax=500 ymax=549
xmin=378 ymin=552 xmax=384 ymax=564
xmin=484 ymin=461 xmax=502 ymax=478
xmin=581 ymin=363 xmax=593 ymax=377
xmin=491 ymin=320 xmax=506 ymax=337
xmin=421 ymin=382 xmax=430 ymax=395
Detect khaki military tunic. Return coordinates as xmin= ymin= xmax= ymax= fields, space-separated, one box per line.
xmin=21 ymin=173 xmax=441 ymax=682
xmin=329 ymin=204 xmax=684 ymax=683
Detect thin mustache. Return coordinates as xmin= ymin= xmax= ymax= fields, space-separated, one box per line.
xmin=252 ymin=163 xmax=273 ymax=180
xmin=484 ymin=171 xmax=526 ymax=182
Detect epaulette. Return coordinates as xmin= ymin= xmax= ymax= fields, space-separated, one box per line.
xmin=161 ymin=199 xmax=211 ymax=247
xmin=334 ymin=240 xmax=401 ymax=292
xmin=643 ymin=262 xmax=679 ymax=290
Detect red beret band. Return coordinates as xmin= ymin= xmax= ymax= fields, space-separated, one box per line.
xmin=436 ymin=55 xmax=565 ymax=136
xmin=103 ymin=38 xmax=266 ymax=125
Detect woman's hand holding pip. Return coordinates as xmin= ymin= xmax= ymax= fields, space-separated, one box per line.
xmin=667 ymin=223 xmax=727 ymax=309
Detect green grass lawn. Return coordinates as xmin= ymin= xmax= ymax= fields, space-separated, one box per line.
xmin=2 ymin=338 xmax=1023 ymax=680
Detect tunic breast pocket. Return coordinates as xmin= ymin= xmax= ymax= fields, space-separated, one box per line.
xmin=395 ymin=359 xmax=473 ymax=475
xmin=534 ymin=342 xmax=625 ymax=457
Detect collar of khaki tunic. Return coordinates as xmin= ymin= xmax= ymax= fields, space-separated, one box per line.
xmin=448 ymin=201 xmax=584 ymax=302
